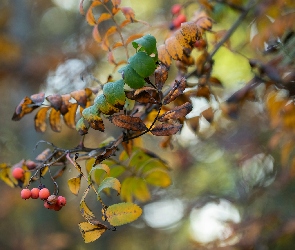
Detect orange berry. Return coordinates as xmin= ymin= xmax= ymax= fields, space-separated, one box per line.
xmin=21 ymin=189 xmax=31 ymax=200
xmin=39 ymin=188 xmax=50 ymax=200
xmin=12 ymin=167 xmax=24 ymax=180
xmin=57 ymin=196 xmax=67 ymax=207
xmin=171 ymin=4 xmax=182 ymax=15
xmin=31 ymin=188 xmax=40 ymax=199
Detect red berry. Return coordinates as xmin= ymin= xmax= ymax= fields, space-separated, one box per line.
xmin=31 ymin=188 xmax=40 ymax=199
xmin=57 ymin=196 xmax=67 ymax=207
xmin=44 ymin=201 xmax=54 ymax=210
xmin=39 ymin=188 xmax=50 ymax=200
xmin=47 ymin=195 xmax=57 ymax=205
xmin=12 ymin=168 xmax=24 ymax=180
xmin=53 ymin=204 xmax=62 ymax=211
xmin=21 ymin=189 xmax=31 ymax=200
xmin=171 ymin=4 xmax=182 ymax=15
xmin=172 ymin=14 xmax=187 ymax=29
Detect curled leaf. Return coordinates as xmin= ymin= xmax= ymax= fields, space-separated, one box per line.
xmin=151 ymin=123 xmax=182 ymax=136
xmin=109 ymin=115 xmax=147 ymax=131
xmin=97 ymin=177 xmax=121 ymax=195
xmin=158 ymin=102 xmax=192 ymax=122
xmin=163 ymin=78 xmax=186 ymax=104
xmin=79 ymin=222 xmax=107 ymax=243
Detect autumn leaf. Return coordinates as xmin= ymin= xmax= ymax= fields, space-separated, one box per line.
xmin=97 ymin=13 xmax=112 ymax=25
xmin=63 ymin=103 xmax=78 ymax=129
xmin=46 ymin=94 xmax=62 ymax=110
xmin=144 ymin=169 xmax=171 ymax=187
xmin=79 ymin=222 xmax=107 ymax=243
xmin=71 ymin=89 xmax=89 ymax=108
xmin=103 ymin=80 xmax=126 ymax=109
xmin=201 ymin=107 xmax=214 ymax=123
xmin=76 ymin=117 xmax=89 ymax=135
xmin=34 ymin=107 xmax=50 ymax=132
xmin=109 ymin=115 xmax=147 ymax=131
xmin=92 ymin=25 xmax=102 ymax=43
xmin=163 ymin=78 xmax=186 ymax=104
xmin=105 ymin=202 xmax=142 ymax=226
xmin=158 ymin=44 xmax=172 ymax=66
xmin=82 ymin=106 xmax=105 ymax=132
xmin=94 ymin=94 xmax=120 ymax=115
xmin=12 ymin=96 xmax=41 ymax=121
xmin=158 ymin=102 xmax=192 ymax=122
xmin=97 ymin=177 xmax=121 ymax=195
xmin=125 ymin=87 xmax=160 ymax=104
xmin=155 ymin=64 xmax=169 ymax=90
xmin=49 ymin=108 xmax=62 ymax=132
xmin=150 ymin=123 xmax=182 ymax=136
xmin=165 ymin=36 xmax=183 ymax=60
xmin=121 ymin=7 xmax=135 ymax=21
xmin=68 ymin=176 xmax=81 ymax=195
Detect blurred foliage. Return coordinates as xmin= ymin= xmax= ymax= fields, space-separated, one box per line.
xmin=2 ymin=0 xmax=295 ymax=249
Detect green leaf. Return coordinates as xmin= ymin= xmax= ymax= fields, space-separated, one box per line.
xmin=82 ymin=105 xmax=105 ymax=132
xmin=88 ymin=164 xmax=110 ymax=184
xmin=105 ymin=202 xmax=142 ymax=226
xmin=97 ymin=177 xmax=121 ymax=195
xmin=128 ymin=52 xmax=156 ymax=78
xmin=144 ymin=169 xmax=171 ymax=187
xmin=132 ymin=34 xmax=157 ymax=55
xmin=94 ymin=94 xmax=120 ymax=115
xmin=120 ymin=176 xmax=134 ymax=202
xmin=109 ymin=165 xmax=126 ymax=178
xmin=120 ymin=65 xmax=146 ymax=89
xmin=103 ymin=80 xmax=126 ymax=109
xmin=76 ymin=117 xmax=89 ymax=135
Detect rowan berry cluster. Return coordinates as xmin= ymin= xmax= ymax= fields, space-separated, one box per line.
xmin=13 ymin=167 xmax=67 ymax=211
xmin=20 ymin=186 xmax=67 ymax=211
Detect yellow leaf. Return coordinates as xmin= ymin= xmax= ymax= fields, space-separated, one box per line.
xmin=49 ymin=108 xmax=62 ymax=132
xmin=132 ymin=177 xmax=150 ymax=202
xmin=97 ymin=177 xmax=121 ymax=195
xmin=106 ymin=202 xmax=142 ymax=226
xmin=0 ymin=166 xmax=15 ymax=188
xmin=34 ymin=107 xmax=50 ymax=132
xmin=68 ymin=176 xmax=81 ymax=195
xmin=78 ymin=222 xmax=107 ymax=243
xmin=97 ymin=13 xmax=112 ymax=25
xmin=158 ymin=44 xmax=171 ymax=66
xmin=144 ymin=170 xmax=171 ymax=187
xmin=165 ymin=36 xmax=183 ymax=61
xmin=86 ymin=2 xmax=102 ymax=26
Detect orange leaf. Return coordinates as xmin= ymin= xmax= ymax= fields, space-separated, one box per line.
xmin=174 ymin=29 xmax=192 ymax=50
xmin=49 ymin=108 xmax=62 ymax=132
xmin=92 ymin=25 xmax=102 ymax=43
xmin=181 ymin=21 xmax=200 ymax=44
xmin=86 ymin=1 xmax=102 ymax=26
xmin=60 ymin=94 xmax=71 ymax=115
xmin=126 ymin=34 xmax=143 ymax=45
xmin=112 ymin=42 xmax=123 ymax=49
xmin=35 ymin=107 xmax=50 ymax=132
xmin=158 ymin=44 xmax=171 ymax=66
xmin=63 ymin=103 xmax=78 ymax=129
xmin=120 ymin=19 xmax=131 ymax=28
xmin=165 ymin=36 xmax=183 ymax=60
xmin=97 ymin=13 xmax=112 ymax=25
xmin=101 ymin=26 xmax=117 ymax=51
xmin=12 ymin=97 xmax=38 ymax=121
xmin=111 ymin=0 xmax=121 ymax=7
xmin=71 ymin=89 xmax=88 ymax=108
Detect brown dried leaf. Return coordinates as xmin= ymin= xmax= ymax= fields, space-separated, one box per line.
xmin=163 ymin=78 xmax=186 ymax=105
xmin=30 ymin=92 xmax=45 ymax=106
xmin=165 ymin=36 xmax=183 ymax=60
xmin=49 ymin=108 xmax=62 ymax=132
xmin=155 ymin=64 xmax=169 ymax=90
xmin=36 ymin=148 xmax=51 ymax=161
xmin=92 ymin=25 xmax=102 ymax=43
xmin=35 ymin=107 xmax=50 ymax=132
xmin=60 ymin=94 xmax=71 ymax=115
xmin=186 ymin=116 xmax=200 ymax=133
xmin=158 ymin=44 xmax=171 ymax=66
xmin=125 ymin=87 xmax=160 ymax=104
xmin=46 ymin=94 xmax=62 ymax=110
xmin=151 ymin=123 xmax=182 ymax=136
xmin=122 ymin=140 xmax=133 ymax=157
xmin=109 ymin=115 xmax=147 ymax=131
xmin=71 ymin=89 xmax=88 ymax=108
xmin=97 ymin=13 xmax=112 ymax=25
xmin=63 ymin=103 xmax=78 ymax=129
xmin=196 ymin=16 xmax=213 ymax=33
xmin=158 ymin=102 xmax=192 ymax=122
xmin=201 ymin=107 xmax=214 ymax=123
